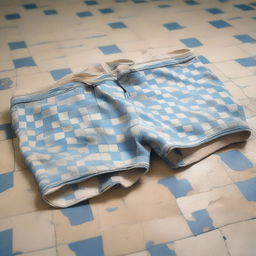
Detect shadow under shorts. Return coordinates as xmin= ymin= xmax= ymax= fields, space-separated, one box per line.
xmin=11 ymin=49 xmax=251 ymax=207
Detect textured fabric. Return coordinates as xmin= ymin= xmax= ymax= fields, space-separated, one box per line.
xmin=11 ymin=49 xmax=250 ymax=207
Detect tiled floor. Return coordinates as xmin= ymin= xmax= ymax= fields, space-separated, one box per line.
xmin=1 ymin=0 xmax=256 ymax=255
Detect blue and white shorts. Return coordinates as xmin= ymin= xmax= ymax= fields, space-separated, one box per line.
xmin=11 ymin=49 xmax=250 ymax=207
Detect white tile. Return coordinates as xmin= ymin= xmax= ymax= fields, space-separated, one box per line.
xmin=174 ymin=229 xmax=229 ymax=256
xmin=220 ymin=219 xmax=256 ymax=256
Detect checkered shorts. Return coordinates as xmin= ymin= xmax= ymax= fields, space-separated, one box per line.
xmin=11 ymin=49 xmax=250 ymax=207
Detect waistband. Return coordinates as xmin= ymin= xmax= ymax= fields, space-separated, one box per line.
xmin=11 ymin=48 xmax=195 ymax=106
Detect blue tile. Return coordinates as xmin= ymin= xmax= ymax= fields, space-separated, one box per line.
xmin=186 ymin=209 xmax=215 ymax=235
xmin=209 ymin=19 xmax=231 ymax=28
xmin=98 ymin=44 xmax=122 ymax=55
xmin=44 ymin=9 xmax=58 ymax=15
xmin=13 ymin=57 xmax=36 ymax=68
xmin=234 ymin=34 xmax=256 ymax=43
xmin=229 ymin=16 xmax=241 ymax=20
xmin=184 ymin=0 xmax=199 ymax=5
xmin=198 ymin=55 xmax=210 ymax=64
xmin=0 ymin=172 xmax=13 ymax=193
xmin=61 ymin=200 xmax=94 ymax=225
xmin=106 ymin=207 xmax=118 ymax=212
xmin=23 ymin=3 xmax=38 ymax=9
xmin=236 ymin=57 xmax=256 ymax=67
xmin=0 ymin=123 xmax=15 ymax=140
xmin=180 ymin=37 xmax=203 ymax=47
xmin=206 ymin=8 xmax=224 ymax=14
xmin=8 ymin=41 xmax=27 ymax=50
xmin=158 ymin=4 xmax=171 ymax=8
xmin=5 ymin=13 xmax=21 ymax=20
xmin=69 ymin=236 xmax=104 ymax=256
xmin=99 ymin=8 xmax=114 ymax=14
xmin=158 ymin=176 xmax=192 ymax=198
xmin=219 ymin=150 xmax=253 ymax=171
xmin=133 ymin=0 xmax=147 ymax=3
xmin=77 ymin=11 xmax=93 ymax=17
xmin=234 ymin=4 xmax=254 ymax=11
xmin=236 ymin=178 xmax=256 ymax=201
xmin=0 ymin=78 xmax=13 ymax=90
xmin=108 ymin=22 xmax=127 ymax=29
xmin=50 ymin=68 xmax=72 ymax=80
xmin=84 ymin=0 xmax=98 ymax=5
xmin=146 ymin=241 xmax=176 ymax=256
xmin=0 ymin=229 xmax=12 ymax=256
xmin=251 ymin=2 xmax=256 ymax=6
xmin=163 ymin=22 xmax=185 ymax=31
xmin=115 ymin=0 xmax=128 ymax=2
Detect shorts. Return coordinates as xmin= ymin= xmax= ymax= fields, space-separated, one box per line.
xmin=11 ymin=49 xmax=251 ymax=207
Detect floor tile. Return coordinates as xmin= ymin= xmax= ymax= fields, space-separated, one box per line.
xmin=142 ymin=215 xmax=192 ymax=244
xmin=0 ymin=170 xmax=48 ymax=218
xmin=177 ymin=184 xmax=256 ymax=230
xmin=220 ymin=219 xmax=256 ymax=256
xmin=19 ymin=247 xmax=57 ymax=256
xmin=102 ymin=223 xmax=144 ymax=256
xmin=0 ymin=140 xmax=14 ymax=173
xmin=0 ymin=211 xmax=55 ymax=254
xmin=53 ymin=202 xmax=101 ymax=244
xmin=1 ymin=0 xmax=256 ymax=255
xmin=174 ymin=229 xmax=229 ymax=256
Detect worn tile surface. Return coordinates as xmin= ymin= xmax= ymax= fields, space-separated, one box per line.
xmin=1 ymin=0 xmax=256 ymax=255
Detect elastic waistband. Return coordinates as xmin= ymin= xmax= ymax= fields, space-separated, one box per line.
xmin=11 ymin=48 xmax=194 ymax=106
xmin=107 ymin=48 xmax=195 ymax=78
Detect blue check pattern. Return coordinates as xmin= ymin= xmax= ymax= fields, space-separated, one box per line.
xmin=11 ymin=51 xmax=250 ymax=207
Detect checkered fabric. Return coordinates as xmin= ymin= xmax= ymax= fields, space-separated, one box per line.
xmin=11 ymin=49 xmax=250 ymax=207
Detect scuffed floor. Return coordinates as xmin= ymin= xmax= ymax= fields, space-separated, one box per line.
xmin=1 ymin=0 xmax=256 ymax=255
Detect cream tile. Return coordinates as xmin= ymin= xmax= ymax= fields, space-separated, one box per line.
xmin=125 ymin=251 xmax=150 ymax=256
xmin=177 ymin=154 xmax=233 ymax=195
xmin=65 ymin=49 xmax=105 ymax=67
xmin=124 ymin=181 xmax=181 ymax=222
xmin=13 ymin=211 xmax=55 ymax=253
xmin=0 ymin=139 xmax=14 ymax=173
xmin=57 ymin=245 xmax=76 ymax=256
xmin=37 ymin=58 xmax=69 ymax=72
xmin=10 ymin=48 xmax=31 ymax=60
xmin=90 ymin=187 xmax=138 ymax=231
xmin=102 ymin=222 xmax=144 ymax=256
xmin=177 ymin=184 xmax=256 ymax=228
xmin=142 ymin=215 xmax=192 ymax=244
xmin=29 ymin=43 xmax=65 ymax=61
xmin=0 ymin=84 xmax=15 ymax=113
xmin=213 ymin=61 xmax=252 ymax=79
xmin=239 ymin=43 xmax=256 ymax=56
xmin=0 ymin=211 xmax=55 ymax=253
xmin=220 ymin=219 xmax=256 ymax=256
xmin=199 ymin=46 xmax=249 ymax=63
xmin=233 ymin=76 xmax=256 ymax=88
xmin=174 ymin=229 xmax=229 ymax=256
xmin=53 ymin=205 xmax=101 ymax=245
xmin=16 ymin=66 xmax=41 ymax=77
xmin=0 ymin=69 xmax=16 ymax=80
xmin=19 ymin=248 xmax=57 ymax=256
xmin=205 ymin=63 xmax=229 ymax=82
xmin=225 ymin=81 xmax=247 ymax=100
xmin=16 ymin=72 xmax=54 ymax=93
xmin=243 ymin=85 xmax=256 ymax=99
xmin=0 ymin=170 xmax=48 ymax=218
